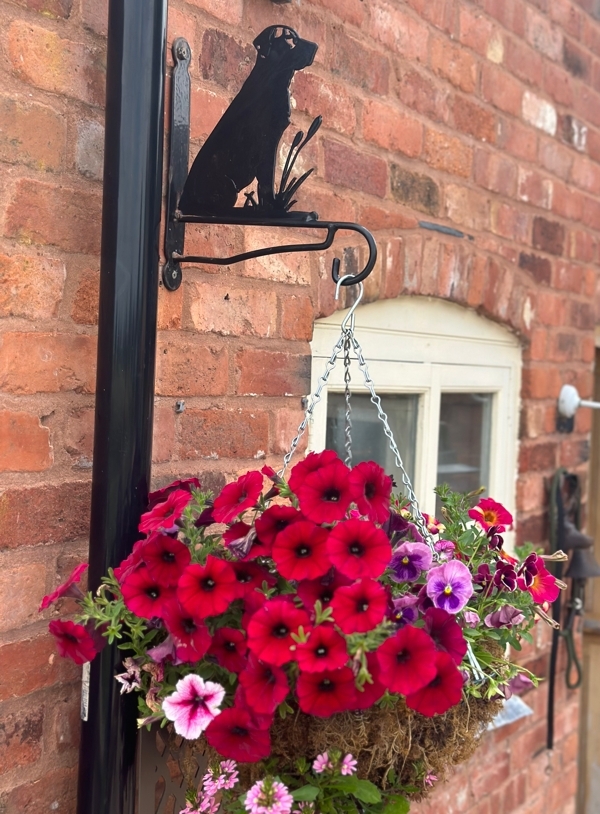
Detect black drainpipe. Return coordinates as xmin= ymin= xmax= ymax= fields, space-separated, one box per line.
xmin=77 ymin=3 xmax=167 ymax=814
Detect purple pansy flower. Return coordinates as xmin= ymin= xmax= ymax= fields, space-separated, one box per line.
xmin=426 ymin=560 xmax=473 ymax=613
xmin=390 ymin=542 xmax=433 ymax=582
xmin=391 ymin=594 xmax=420 ymax=626
xmin=494 ymin=562 xmax=518 ymax=592
xmin=434 ymin=540 xmax=455 ymax=562
xmin=517 ymin=553 xmax=539 ymax=588
xmin=487 ymin=525 xmax=504 ymax=551
xmin=383 ymin=513 xmax=424 ymax=544
xmin=462 ymin=610 xmax=480 ymax=628
xmin=474 ymin=563 xmax=494 ymax=596
xmin=484 ymin=605 xmax=525 ymax=628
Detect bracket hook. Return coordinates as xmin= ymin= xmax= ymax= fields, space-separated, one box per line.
xmin=335 ymin=274 xmax=364 ymax=332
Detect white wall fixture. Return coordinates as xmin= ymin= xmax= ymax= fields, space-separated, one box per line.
xmin=558 ymin=384 xmax=600 ymax=419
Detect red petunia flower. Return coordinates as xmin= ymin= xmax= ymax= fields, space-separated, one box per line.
xmin=255 ymin=505 xmax=303 ymax=548
xmin=329 ymin=579 xmax=388 ymax=634
xmin=296 ymin=625 xmax=349 ymax=673
xmin=213 ymin=471 xmax=263 ymax=524
xmin=147 ymin=478 xmax=201 ymax=510
xmin=232 ymin=561 xmax=275 ymax=600
xmin=238 ymin=655 xmax=290 ymax=714
xmin=376 ymin=625 xmax=438 ymax=695
xmin=326 ymin=519 xmax=392 ymax=580
xmin=296 ymin=666 xmax=357 ymax=717
xmin=234 ymin=685 xmax=275 ymax=731
xmin=519 ymin=559 xmax=560 ymax=604
xmin=39 ymin=563 xmax=88 ymax=611
xmin=224 ymin=522 xmax=252 ymax=547
xmin=177 ymin=557 xmax=238 ymax=620
xmin=49 ymin=619 xmax=98 ymax=664
xmin=405 ymin=651 xmax=464 ymax=716
xmin=121 ymin=566 xmax=176 ymax=619
xmin=162 ymin=601 xmax=211 ymax=663
xmin=288 ymin=450 xmax=339 ymax=494
xmin=468 ymin=498 xmax=513 ymax=533
xmin=113 ymin=540 xmax=145 ymax=584
xmin=208 ymin=627 xmax=247 ymax=674
xmin=349 ymin=461 xmax=393 ymax=524
xmin=351 ymin=652 xmax=386 ymax=710
xmin=246 ymin=598 xmax=310 ymax=666
xmin=142 ymin=533 xmax=191 ymax=587
xmin=296 ymin=570 xmax=353 ymax=614
xmin=139 ymin=489 xmax=192 ymax=534
xmin=205 ymin=706 xmax=271 ymax=763
xmin=423 ymin=608 xmax=468 ymax=665
xmin=296 ymin=461 xmax=354 ymax=524
xmin=241 ymin=589 xmax=266 ymax=630
xmin=271 ymin=521 xmax=331 ymax=582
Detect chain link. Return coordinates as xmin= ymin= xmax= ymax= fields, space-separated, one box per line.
xmin=343 ymin=329 xmax=353 ymax=468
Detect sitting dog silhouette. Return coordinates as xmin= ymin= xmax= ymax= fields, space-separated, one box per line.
xmin=179 ymin=26 xmax=318 ymax=216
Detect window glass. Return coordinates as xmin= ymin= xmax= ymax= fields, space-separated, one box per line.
xmin=326 ymin=392 xmax=418 ymax=486
xmin=436 ymin=393 xmax=493 ymax=514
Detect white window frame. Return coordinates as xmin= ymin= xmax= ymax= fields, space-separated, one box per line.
xmin=309 ymin=297 xmax=522 ymax=528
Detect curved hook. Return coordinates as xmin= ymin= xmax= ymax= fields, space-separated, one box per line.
xmin=331 ymin=223 xmax=378 ymax=286
xmin=335 ymin=274 xmax=364 ymax=332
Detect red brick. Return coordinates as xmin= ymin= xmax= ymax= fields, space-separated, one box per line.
xmin=324 ymin=140 xmax=387 ymax=198
xmin=0 ymin=333 xmax=96 ymax=395
xmin=571 ymin=154 xmax=600 ymax=194
xmin=64 ymin=407 xmax=95 ymax=462
xmin=499 ymin=118 xmax=539 ymax=162
xmin=543 ymin=62 xmax=575 ymax=107
xmin=519 ymin=441 xmax=557 ymax=471
xmin=292 ymin=72 xmax=356 ymax=136
xmin=522 ymin=365 xmax=563 ymax=399
xmin=369 ymin=1 xmax=429 ymax=63
xmin=532 ymin=217 xmax=565 ymax=256
xmin=13 ymin=0 xmax=72 ymax=17
xmin=382 ymin=238 xmax=404 ymax=299
xmin=517 ymin=471 xmax=547 ymax=513
xmin=157 ymin=284 xmax=182 ymax=331
xmin=519 ymin=252 xmax=552 ymax=285
xmin=0 ymin=766 xmax=77 ymax=814
xmin=458 ymin=5 xmax=495 ymax=55
xmin=517 ymin=168 xmax=553 ymax=210
xmin=563 ymin=38 xmax=591 ymax=79
xmin=272 ymin=409 xmax=309 ymax=457
xmin=549 ymin=0 xmax=582 ymax=37
xmin=471 ymin=751 xmax=510 ymax=798
xmin=535 ymin=290 xmax=568 ymax=325
xmin=0 ymin=557 xmax=48 ymax=632
xmin=189 ymin=86 xmax=228 ymax=141
xmin=481 ymin=0 xmax=527 ymax=36
xmin=397 ymin=69 xmax=450 ymax=124
xmin=430 ymin=37 xmax=478 ymax=93
xmin=406 ymin=0 xmax=454 ymax=32
xmin=444 ymin=184 xmax=490 ymax=231
xmin=0 ymin=412 xmax=52 ymax=473
xmin=481 ymin=63 xmax=523 ymax=117
xmin=505 ymin=37 xmax=544 ymax=87
xmin=553 ymin=260 xmax=584 ymax=293
xmin=359 ymin=205 xmax=418 ymax=232
xmin=71 ymin=270 xmax=99 ymax=325
xmin=568 ymin=229 xmax=596 ymax=262
xmin=331 ymin=30 xmax=389 ymax=96
xmin=390 ymin=164 xmax=440 ymax=215
xmin=199 ymin=29 xmax=254 ymax=92
xmin=538 ymin=139 xmax=573 ymax=181
xmin=580 ymin=195 xmax=600 ymax=230
xmin=0 ymin=481 xmax=91 ymax=549
xmin=8 ymin=21 xmax=104 ymax=107
xmin=526 ymin=6 xmax=564 ymax=60
xmin=48 ymin=690 xmax=81 ymax=753
xmin=280 ymin=294 xmax=315 ymax=342
xmin=474 ymin=149 xmax=518 ymax=196
xmin=235 ymin=349 xmax=310 ymax=397
xmin=0 ymin=95 xmax=66 ymax=170
xmin=0 ymin=636 xmax=79 ymax=703
xmin=451 ymin=96 xmax=497 ymax=143
xmin=186 ymin=281 xmax=278 ymax=338
xmin=179 ymin=409 xmax=269 ymax=460
xmin=0 ymin=253 xmax=64 ymax=320
xmin=156 ymin=339 xmax=228 ymax=397
xmin=5 ymin=179 xmax=102 ymax=255
xmin=362 ymin=100 xmax=422 ymax=157
xmin=186 ymin=0 xmax=242 ymax=25
xmin=152 ymin=404 xmax=175 ymax=465
xmin=0 ymin=706 xmax=44 ymax=770
xmin=81 ymin=0 xmax=107 ymax=36
xmin=423 ymin=129 xmax=473 ymax=178
xmin=306 ymin=0 xmax=366 ymax=26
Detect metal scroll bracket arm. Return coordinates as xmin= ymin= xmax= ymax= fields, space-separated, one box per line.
xmin=162 ymin=35 xmax=377 ymax=292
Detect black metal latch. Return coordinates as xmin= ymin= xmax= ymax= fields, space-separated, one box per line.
xmin=163 ymin=26 xmax=377 ymax=292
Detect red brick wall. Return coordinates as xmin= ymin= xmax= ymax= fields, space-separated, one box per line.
xmin=0 ymin=0 xmax=596 ymax=811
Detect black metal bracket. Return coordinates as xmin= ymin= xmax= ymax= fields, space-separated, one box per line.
xmin=163 ymin=29 xmax=377 ymax=292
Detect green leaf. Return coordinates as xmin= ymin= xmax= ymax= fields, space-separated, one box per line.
xmin=382 ymin=796 xmax=410 ymax=814
xmin=291 ymin=786 xmax=320 ymax=802
xmin=332 ymin=777 xmax=382 ymax=804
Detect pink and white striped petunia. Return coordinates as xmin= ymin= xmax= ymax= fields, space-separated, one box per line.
xmin=162 ymin=674 xmax=225 ymax=739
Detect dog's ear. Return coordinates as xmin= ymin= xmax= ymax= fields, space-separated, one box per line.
xmin=253 ymin=26 xmax=277 ymax=59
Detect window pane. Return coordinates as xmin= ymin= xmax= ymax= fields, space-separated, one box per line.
xmin=436 ymin=393 xmax=492 ymax=510
xmin=326 ymin=393 xmax=418 ymax=486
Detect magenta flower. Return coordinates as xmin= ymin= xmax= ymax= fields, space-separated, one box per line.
xmin=162 ymin=674 xmax=225 ymax=739
xmin=390 ymin=542 xmax=432 ymax=582
xmin=390 ymin=594 xmax=419 ymax=626
xmin=39 ymin=563 xmax=88 ymax=611
xmin=484 ymin=606 xmax=525 ymax=628
xmin=434 ymin=540 xmax=455 ymax=562
xmin=463 ymin=610 xmax=480 ymax=628
xmin=244 ymin=778 xmax=293 ymax=814
xmin=426 ymin=561 xmax=473 ymax=613
xmin=340 ymin=754 xmax=357 ymax=776
xmin=312 ymin=753 xmax=333 ymax=773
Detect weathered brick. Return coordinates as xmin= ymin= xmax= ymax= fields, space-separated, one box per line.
xmin=235 ymin=349 xmax=310 ymax=397
xmin=397 ymin=68 xmax=450 ymax=124
xmin=444 ymin=184 xmax=490 ymax=232
xmin=362 ymin=100 xmax=422 ymax=157
xmin=519 ymin=253 xmax=552 ymax=285
xmin=81 ymin=0 xmax=107 ymax=35
xmin=292 ymin=72 xmax=356 ymax=136
xmin=430 ymin=37 xmax=477 ymax=93
xmin=331 ymin=29 xmax=389 ymax=95
xmin=474 ymin=149 xmax=517 ymax=196
xmin=0 ymin=333 xmax=96 ymax=395
xmin=0 ymin=706 xmax=44 ymax=770
xmin=0 ymin=412 xmax=52 ymax=472
xmin=451 ymin=97 xmax=496 ymax=143
xmin=152 ymin=404 xmax=176 ymax=466
xmin=0 ymin=557 xmax=47 ymax=632
xmin=306 ymin=0 xmax=366 ymax=27
xmin=481 ymin=63 xmax=523 ymax=116
xmin=517 ymin=168 xmax=553 ymax=210
xmin=323 ymin=140 xmax=387 ymax=198
xmin=8 ymin=21 xmax=104 ymax=106
xmin=71 ymin=270 xmax=99 ymax=325
xmin=563 ymin=38 xmax=590 ymax=78
xmin=76 ymin=119 xmax=104 ymax=181
xmin=156 ymin=339 xmax=229 ymax=397
xmin=559 ymin=114 xmax=588 ymax=152
xmin=369 ymin=1 xmax=429 ymax=62
xmin=423 ymin=129 xmax=473 ymax=178
xmin=5 ymin=179 xmax=102 ymax=255
xmin=186 ymin=0 xmax=243 ymax=25
xmin=0 ymin=636 xmax=79 ymax=703
xmin=544 ymin=61 xmax=575 ymax=107
xmin=522 ymin=91 xmax=558 ymax=135
xmin=200 ymin=29 xmax=254 ymax=92
xmin=505 ymin=37 xmax=544 ymax=87
xmin=458 ymin=5 xmax=495 ymax=55
xmin=189 ymin=86 xmax=228 ymax=141
xmin=64 ymin=407 xmax=95 ymax=463
xmin=0 ymin=254 xmax=64 ymax=320
xmin=0 ymin=95 xmax=67 ymax=170
xmin=359 ymin=205 xmax=418 ymax=232
xmin=0 ymin=766 xmax=78 ymax=814
xmin=187 ymin=281 xmax=278 ymax=338
xmin=526 ymin=6 xmax=564 ymax=60
xmin=391 ymin=165 xmax=439 ymax=215
xmin=280 ymin=294 xmax=315 ymax=342
xmin=571 ymin=155 xmax=600 ymax=194
xmin=532 ymin=217 xmax=565 ymax=256
xmin=179 ymin=408 xmax=269 ymax=460
xmin=499 ymin=118 xmax=538 ymax=162
xmin=241 ymin=231 xmax=312 ymax=287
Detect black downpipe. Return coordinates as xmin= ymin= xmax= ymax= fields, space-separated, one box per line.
xmin=77 ymin=3 xmax=167 ymax=814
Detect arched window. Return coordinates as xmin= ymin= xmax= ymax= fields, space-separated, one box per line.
xmin=310 ymin=297 xmax=522 ymax=524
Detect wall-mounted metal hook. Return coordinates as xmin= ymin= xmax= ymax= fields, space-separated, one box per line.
xmin=162 ymin=30 xmax=378 ymax=292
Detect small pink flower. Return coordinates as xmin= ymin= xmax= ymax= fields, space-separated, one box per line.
xmin=162 ymin=674 xmax=225 ymax=739
xmin=425 ymin=773 xmax=438 ymax=787
xmin=312 ymin=752 xmax=333 ymax=774
xmin=340 ymin=754 xmax=357 ymax=776
xmin=244 ymin=779 xmax=293 ymax=814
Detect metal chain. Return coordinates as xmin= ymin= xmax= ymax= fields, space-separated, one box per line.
xmin=343 ymin=329 xmax=353 ymax=468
